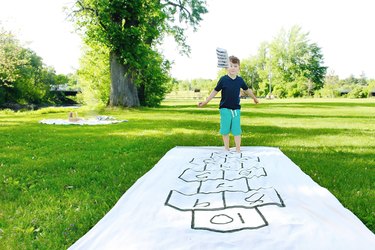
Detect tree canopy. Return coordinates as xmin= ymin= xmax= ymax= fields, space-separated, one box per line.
xmin=70 ymin=0 xmax=208 ymax=107
xmin=0 ymin=27 xmax=71 ymax=107
xmin=240 ymin=26 xmax=327 ymax=98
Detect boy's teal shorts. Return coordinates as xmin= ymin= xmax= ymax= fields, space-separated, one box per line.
xmin=219 ymin=108 xmax=241 ymax=136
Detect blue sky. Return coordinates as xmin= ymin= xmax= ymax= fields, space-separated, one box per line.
xmin=1 ymin=0 xmax=374 ymax=80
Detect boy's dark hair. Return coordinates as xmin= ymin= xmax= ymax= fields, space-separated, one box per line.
xmin=229 ymin=56 xmax=240 ymax=65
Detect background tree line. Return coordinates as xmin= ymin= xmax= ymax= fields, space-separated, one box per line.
xmin=316 ymin=72 xmax=375 ymax=98
xmin=2 ymin=3 xmax=375 ymax=110
xmin=0 ymin=26 xmax=75 ymax=109
xmin=170 ymin=73 xmax=375 ymax=99
xmin=170 ymin=25 xmax=374 ymax=99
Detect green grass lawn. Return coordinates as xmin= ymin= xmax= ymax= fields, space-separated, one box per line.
xmin=0 ymin=98 xmax=374 ymax=249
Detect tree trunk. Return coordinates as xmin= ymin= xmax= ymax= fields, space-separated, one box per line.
xmin=109 ymin=52 xmax=140 ymax=107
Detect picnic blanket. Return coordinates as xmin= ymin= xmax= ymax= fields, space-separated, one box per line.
xmin=69 ymin=146 xmax=375 ymax=250
xmin=40 ymin=116 xmax=127 ymax=125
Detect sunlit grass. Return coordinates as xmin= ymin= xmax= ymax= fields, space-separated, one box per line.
xmin=0 ymin=98 xmax=374 ymax=249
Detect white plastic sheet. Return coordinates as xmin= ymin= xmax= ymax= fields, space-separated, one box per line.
xmin=40 ymin=116 xmax=126 ymax=125
xmin=69 ymin=147 xmax=375 ymax=250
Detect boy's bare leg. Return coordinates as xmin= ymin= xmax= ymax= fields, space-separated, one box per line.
xmin=234 ymin=135 xmax=241 ymax=152
xmin=222 ymin=135 xmax=230 ymax=151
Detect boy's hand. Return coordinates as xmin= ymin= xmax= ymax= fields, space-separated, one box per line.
xmin=198 ymin=101 xmax=206 ymax=107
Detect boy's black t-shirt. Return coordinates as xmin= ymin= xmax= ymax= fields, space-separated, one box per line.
xmin=214 ymin=75 xmax=249 ymax=110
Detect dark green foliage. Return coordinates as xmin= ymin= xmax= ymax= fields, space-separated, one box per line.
xmin=136 ymin=50 xmax=171 ymax=106
xmin=316 ymin=72 xmax=374 ymax=98
xmin=0 ymin=27 xmax=74 ymax=107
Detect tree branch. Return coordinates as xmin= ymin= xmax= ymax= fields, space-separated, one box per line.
xmin=71 ymin=0 xmax=108 ymax=32
xmin=162 ymin=0 xmax=192 ymax=17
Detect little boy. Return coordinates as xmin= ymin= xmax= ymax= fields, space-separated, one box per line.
xmin=198 ymin=56 xmax=259 ymax=152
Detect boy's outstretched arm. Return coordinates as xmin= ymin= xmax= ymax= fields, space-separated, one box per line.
xmin=198 ymin=90 xmax=218 ymax=107
xmin=244 ymin=89 xmax=259 ymax=104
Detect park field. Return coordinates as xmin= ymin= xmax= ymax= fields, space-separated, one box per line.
xmin=0 ymin=98 xmax=374 ymax=249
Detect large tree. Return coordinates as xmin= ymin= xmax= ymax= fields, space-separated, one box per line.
xmin=70 ymin=0 xmax=207 ymax=107
xmin=0 ymin=27 xmax=65 ymax=105
xmin=0 ymin=28 xmax=27 ymax=90
xmin=242 ymin=26 xmax=327 ymax=98
xmin=269 ymin=26 xmax=327 ymax=97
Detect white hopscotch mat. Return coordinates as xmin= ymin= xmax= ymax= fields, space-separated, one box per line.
xmin=69 ymin=146 xmax=375 ymax=250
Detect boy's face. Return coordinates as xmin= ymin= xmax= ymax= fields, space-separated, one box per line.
xmin=227 ymin=62 xmax=240 ymax=77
